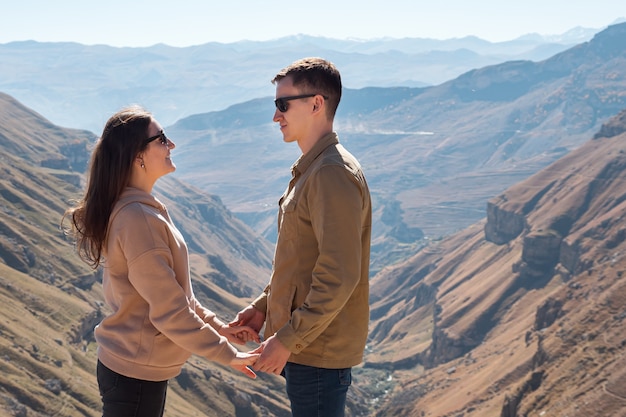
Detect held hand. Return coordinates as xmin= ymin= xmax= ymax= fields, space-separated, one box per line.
xmin=229 ymin=351 xmax=260 ymax=379
xmin=251 ymin=335 xmax=292 ymax=375
xmin=229 ymin=305 xmax=266 ymax=334
xmin=219 ymin=324 xmax=261 ymax=345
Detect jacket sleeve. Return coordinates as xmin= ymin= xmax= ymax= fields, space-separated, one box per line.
xmin=275 ymin=165 xmax=365 ymax=352
xmin=251 ymin=285 xmax=269 ymax=313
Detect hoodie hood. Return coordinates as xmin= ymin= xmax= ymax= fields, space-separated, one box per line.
xmin=110 ymin=187 xmax=166 ymax=220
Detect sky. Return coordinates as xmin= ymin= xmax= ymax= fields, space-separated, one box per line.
xmin=1 ymin=0 xmax=625 ymax=47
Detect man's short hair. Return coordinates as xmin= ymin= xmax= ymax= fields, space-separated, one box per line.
xmin=272 ymin=57 xmax=342 ymax=119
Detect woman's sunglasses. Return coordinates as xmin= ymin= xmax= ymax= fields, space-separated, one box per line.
xmin=145 ymin=131 xmax=169 ymax=146
xmin=274 ymin=94 xmax=328 ymax=113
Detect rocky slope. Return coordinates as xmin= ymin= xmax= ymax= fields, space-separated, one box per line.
xmin=0 ymin=93 xmax=289 ymax=416
xmin=365 ymin=109 xmax=626 ymax=416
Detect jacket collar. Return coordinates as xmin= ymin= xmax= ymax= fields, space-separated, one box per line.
xmin=292 ymin=132 xmax=339 ymax=177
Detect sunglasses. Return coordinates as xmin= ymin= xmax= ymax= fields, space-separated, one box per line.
xmin=274 ymin=93 xmax=327 ymax=113
xmin=145 ymin=131 xmax=169 ymax=146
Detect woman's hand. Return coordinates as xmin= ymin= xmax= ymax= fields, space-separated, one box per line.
xmin=229 ymin=305 xmax=266 ymax=333
xmin=229 ymin=351 xmax=261 ymax=379
xmin=219 ymin=324 xmax=261 ymax=345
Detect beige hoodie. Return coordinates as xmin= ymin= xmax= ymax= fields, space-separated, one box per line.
xmin=95 ymin=187 xmax=236 ymax=381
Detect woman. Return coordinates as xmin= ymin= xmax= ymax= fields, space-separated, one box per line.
xmin=64 ymin=106 xmax=259 ymax=417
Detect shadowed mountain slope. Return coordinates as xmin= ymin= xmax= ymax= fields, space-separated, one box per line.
xmin=365 ymin=109 xmax=626 ymax=416
xmin=0 ymin=93 xmax=291 ymax=416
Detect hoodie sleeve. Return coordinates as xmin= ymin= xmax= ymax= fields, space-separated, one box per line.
xmin=114 ymin=202 xmax=237 ymax=365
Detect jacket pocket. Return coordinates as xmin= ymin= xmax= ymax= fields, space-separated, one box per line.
xmin=278 ymin=196 xmax=298 ymax=241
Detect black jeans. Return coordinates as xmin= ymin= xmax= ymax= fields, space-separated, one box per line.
xmin=97 ymin=360 xmax=168 ymax=417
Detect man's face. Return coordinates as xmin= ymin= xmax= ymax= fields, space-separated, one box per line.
xmin=273 ymin=76 xmax=315 ymax=144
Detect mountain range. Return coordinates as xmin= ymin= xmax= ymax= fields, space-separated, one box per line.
xmin=1 ymin=20 xmax=626 ymax=417
xmin=0 ymin=26 xmax=605 ymax=134
xmin=167 ymin=22 xmax=626 ymax=276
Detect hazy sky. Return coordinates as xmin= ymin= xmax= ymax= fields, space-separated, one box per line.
xmin=1 ymin=0 xmax=625 ymax=47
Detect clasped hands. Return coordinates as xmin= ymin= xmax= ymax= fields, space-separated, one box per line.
xmin=219 ymin=305 xmax=291 ymax=378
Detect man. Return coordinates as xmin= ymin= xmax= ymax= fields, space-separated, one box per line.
xmin=231 ymin=57 xmax=371 ymax=417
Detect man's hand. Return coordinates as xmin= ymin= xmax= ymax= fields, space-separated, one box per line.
xmin=229 ymin=305 xmax=266 ymax=335
xmin=219 ymin=324 xmax=260 ymax=345
xmin=250 ymin=335 xmax=292 ymax=375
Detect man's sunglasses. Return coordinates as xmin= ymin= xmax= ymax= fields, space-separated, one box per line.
xmin=274 ymin=94 xmax=328 ymax=113
xmin=145 ymin=131 xmax=169 ymax=146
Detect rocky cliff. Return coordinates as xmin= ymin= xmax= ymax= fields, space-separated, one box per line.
xmin=0 ymin=94 xmax=287 ymax=417
xmin=366 ymin=108 xmax=626 ymax=416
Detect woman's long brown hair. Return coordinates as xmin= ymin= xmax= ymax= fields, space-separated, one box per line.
xmin=63 ymin=106 xmax=152 ymax=268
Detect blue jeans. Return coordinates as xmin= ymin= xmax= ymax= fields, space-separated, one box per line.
xmin=97 ymin=360 xmax=168 ymax=417
xmin=283 ymin=362 xmax=352 ymax=417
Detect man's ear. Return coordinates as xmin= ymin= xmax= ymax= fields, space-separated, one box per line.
xmin=313 ymin=95 xmax=324 ymax=112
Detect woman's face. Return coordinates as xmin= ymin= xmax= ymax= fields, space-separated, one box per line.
xmin=141 ymin=119 xmax=176 ymax=179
